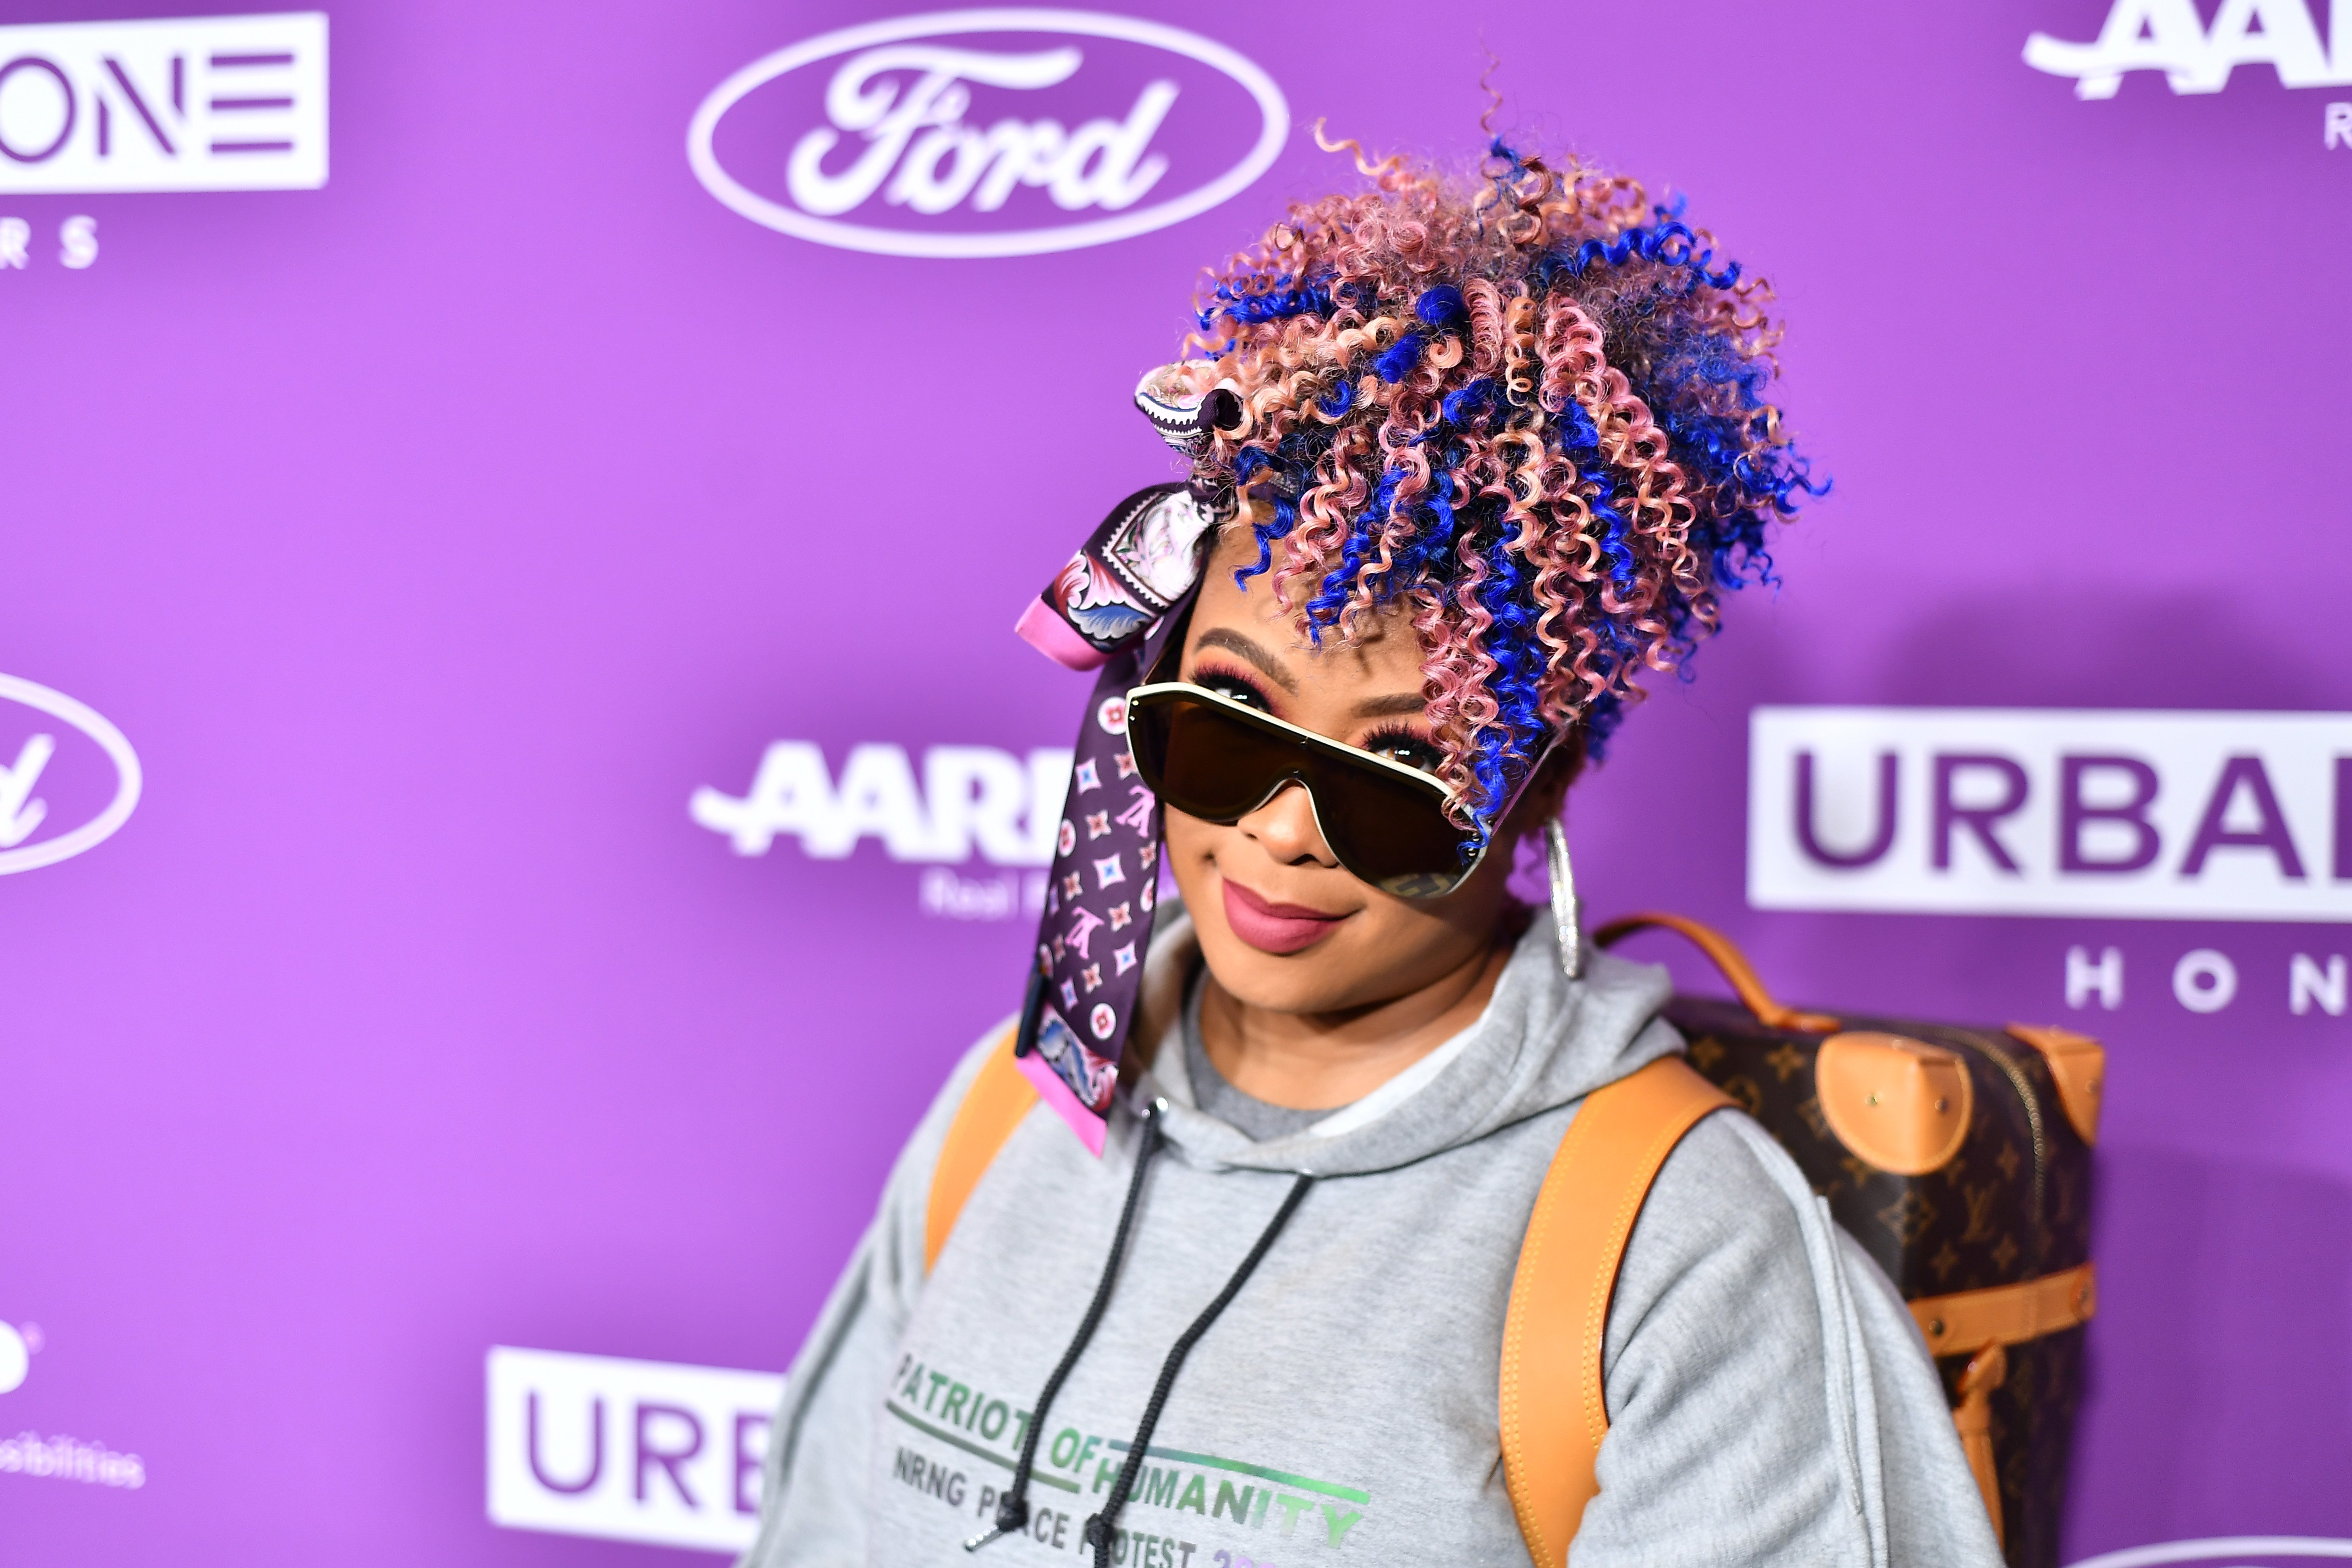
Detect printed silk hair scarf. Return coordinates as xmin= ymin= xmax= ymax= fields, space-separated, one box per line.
xmin=1006 ymin=366 xmax=1239 ymax=1154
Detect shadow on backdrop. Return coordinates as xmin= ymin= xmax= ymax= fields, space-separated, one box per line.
xmin=2065 ymin=1146 xmax=2352 ymax=1556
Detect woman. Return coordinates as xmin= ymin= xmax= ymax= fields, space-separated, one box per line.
xmin=742 ymin=139 xmax=2000 ymax=1568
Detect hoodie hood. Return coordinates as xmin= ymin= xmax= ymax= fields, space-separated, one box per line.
xmin=1127 ymin=902 xmax=1683 ymax=1179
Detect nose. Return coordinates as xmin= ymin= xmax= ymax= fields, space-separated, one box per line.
xmin=1234 ymin=778 xmax=1337 ymax=869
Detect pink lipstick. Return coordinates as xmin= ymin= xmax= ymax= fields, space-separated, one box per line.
xmin=1221 ymin=878 xmax=1348 ymax=955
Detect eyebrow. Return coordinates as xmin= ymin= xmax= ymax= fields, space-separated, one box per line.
xmin=1195 ymin=629 xmax=1298 ymax=693
xmin=1349 ymin=692 xmax=1429 ymax=720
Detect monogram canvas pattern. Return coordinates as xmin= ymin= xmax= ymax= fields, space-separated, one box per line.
xmin=1671 ymin=997 xmax=2095 ymax=1568
xmin=1016 ymin=635 xmax=1169 ymax=1133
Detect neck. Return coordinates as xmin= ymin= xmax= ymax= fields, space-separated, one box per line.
xmin=1195 ymin=919 xmax=1521 ymax=1110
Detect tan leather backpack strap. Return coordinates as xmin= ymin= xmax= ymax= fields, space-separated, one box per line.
xmin=1500 ymin=1055 xmax=1735 ymax=1568
xmin=1951 ymin=1344 xmax=2010 ymax=1549
xmin=923 ymin=1025 xmax=1037 ymax=1274
xmin=1593 ymin=912 xmax=1841 ymax=1034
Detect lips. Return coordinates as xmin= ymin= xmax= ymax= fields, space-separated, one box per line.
xmin=1220 ymin=878 xmax=1348 ymax=955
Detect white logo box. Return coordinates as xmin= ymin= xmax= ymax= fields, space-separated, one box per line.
xmin=1748 ymin=708 xmax=2352 ymax=922
xmin=0 ymin=13 xmax=326 ymax=193
xmin=485 ymin=1346 xmax=784 ymax=1553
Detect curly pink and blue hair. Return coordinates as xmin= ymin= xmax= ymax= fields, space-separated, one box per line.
xmin=1181 ymin=134 xmax=1821 ymax=830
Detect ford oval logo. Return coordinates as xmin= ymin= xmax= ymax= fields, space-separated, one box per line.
xmin=686 ymin=8 xmax=1288 ymax=258
xmin=0 ymin=673 xmax=142 ymax=875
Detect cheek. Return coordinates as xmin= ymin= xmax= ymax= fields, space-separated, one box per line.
xmin=1161 ymin=810 xmax=1229 ymax=892
xmin=1161 ymin=814 xmax=1239 ymax=956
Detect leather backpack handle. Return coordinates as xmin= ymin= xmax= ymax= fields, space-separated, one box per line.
xmin=1592 ymin=912 xmax=1840 ymax=1034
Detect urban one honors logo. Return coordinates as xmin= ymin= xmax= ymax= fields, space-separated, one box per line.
xmin=486 ymin=1346 xmax=781 ymax=1553
xmin=1749 ymin=708 xmax=2352 ymax=923
xmin=0 ymin=674 xmax=142 ymax=875
xmin=0 ymin=13 xmax=326 ymax=193
xmin=686 ymin=8 xmax=1288 ymax=257
xmin=2025 ymin=0 xmax=2352 ymax=98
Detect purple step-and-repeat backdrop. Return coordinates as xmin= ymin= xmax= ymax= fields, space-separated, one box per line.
xmin=3 ymin=1 xmax=2348 ymax=1563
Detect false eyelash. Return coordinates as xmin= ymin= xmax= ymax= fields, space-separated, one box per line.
xmin=1359 ymin=723 xmax=1443 ymax=772
xmin=1190 ymin=662 xmax=1278 ymax=713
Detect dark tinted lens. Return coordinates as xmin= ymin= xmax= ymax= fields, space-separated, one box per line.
xmin=1301 ymin=751 xmax=1480 ymax=896
xmin=1131 ymin=691 xmax=1307 ymax=822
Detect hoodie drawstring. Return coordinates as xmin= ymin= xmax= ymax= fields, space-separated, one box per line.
xmin=966 ymin=1100 xmax=1318 ymax=1566
xmin=1084 ymin=1171 xmax=1314 ymax=1568
xmin=967 ymin=1101 xmax=1167 ymax=1553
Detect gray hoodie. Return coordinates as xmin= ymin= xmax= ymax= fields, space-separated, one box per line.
xmin=741 ymin=907 xmax=2003 ymax=1568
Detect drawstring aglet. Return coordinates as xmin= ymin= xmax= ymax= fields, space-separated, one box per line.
xmin=965 ymin=1497 xmax=1029 ymax=1552
xmin=976 ymin=1103 xmax=1164 ymax=1560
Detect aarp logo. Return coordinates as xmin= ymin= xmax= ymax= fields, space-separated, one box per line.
xmin=691 ymin=738 xmax=1067 ymax=922
xmin=2024 ymin=0 xmax=2352 ymax=98
xmin=692 ymin=740 xmax=1067 ymax=866
xmin=686 ymin=8 xmax=1287 ymax=257
xmin=0 ymin=675 xmax=141 ymax=875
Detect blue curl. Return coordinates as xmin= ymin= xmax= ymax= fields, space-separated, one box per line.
xmin=1560 ymin=207 xmax=1742 ymax=291
xmin=1415 ymin=286 xmax=1467 ymax=327
xmin=1373 ymin=333 xmax=1424 ymax=384
xmin=1196 ymin=271 xmax=1338 ymax=332
xmin=1440 ymin=378 xmax=1495 ymax=426
xmin=1462 ymin=531 xmax=1548 ymax=817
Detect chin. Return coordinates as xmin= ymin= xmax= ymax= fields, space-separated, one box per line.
xmin=1194 ymin=917 xmax=1384 ymax=1015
